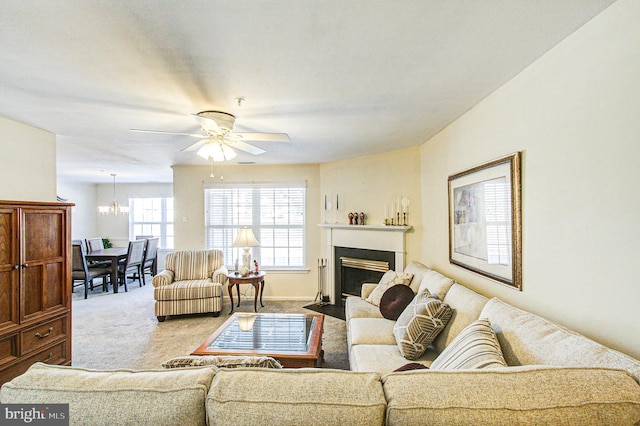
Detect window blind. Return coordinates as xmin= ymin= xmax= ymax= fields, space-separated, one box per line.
xmin=204 ymin=183 xmax=305 ymax=269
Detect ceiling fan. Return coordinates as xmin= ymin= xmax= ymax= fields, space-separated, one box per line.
xmin=131 ymin=110 xmax=290 ymax=162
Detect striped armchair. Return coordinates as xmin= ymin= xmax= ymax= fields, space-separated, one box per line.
xmin=152 ymin=250 xmax=228 ymax=322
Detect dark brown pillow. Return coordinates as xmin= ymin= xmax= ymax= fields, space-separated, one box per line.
xmin=379 ymin=284 xmax=415 ymax=320
xmin=393 ymin=362 xmax=429 ymax=372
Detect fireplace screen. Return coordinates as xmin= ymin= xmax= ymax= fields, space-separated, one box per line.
xmin=334 ymin=247 xmax=395 ymax=304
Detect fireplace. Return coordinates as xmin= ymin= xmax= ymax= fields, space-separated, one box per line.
xmin=319 ymin=224 xmax=412 ymax=305
xmin=335 ymin=247 xmax=395 ymax=306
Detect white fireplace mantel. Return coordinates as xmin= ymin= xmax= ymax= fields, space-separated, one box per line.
xmin=318 ymin=224 xmax=412 ymax=304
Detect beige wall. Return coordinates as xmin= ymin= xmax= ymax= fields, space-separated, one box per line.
xmin=57 ymin=181 xmax=97 ymax=240
xmin=96 ymin=182 xmax=173 ymax=247
xmin=319 ymin=146 xmax=423 ymax=265
xmin=172 ymin=164 xmax=321 ymax=300
xmin=421 ymin=0 xmax=640 ymax=359
xmin=0 ymin=116 xmax=57 ymax=202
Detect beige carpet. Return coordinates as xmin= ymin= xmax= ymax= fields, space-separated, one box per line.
xmin=71 ymin=279 xmax=349 ymax=370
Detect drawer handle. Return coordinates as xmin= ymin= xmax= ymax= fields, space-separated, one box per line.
xmin=40 ymin=352 xmax=53 ymax=362
xmin=35 ymin=327 xmax=54 ymax=338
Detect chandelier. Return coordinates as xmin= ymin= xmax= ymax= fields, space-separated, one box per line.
xmin=98 ymin=174 xmax=129 ymax=215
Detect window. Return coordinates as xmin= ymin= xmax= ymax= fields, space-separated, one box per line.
xmin=484 ymin=180 xmax=511 ymax=265
xmin=129 ymin=197 xmax=174 ymax=249
xmin=204 ymin=183 xmax=305 ymax=269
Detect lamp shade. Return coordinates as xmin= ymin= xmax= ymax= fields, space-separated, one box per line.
xmin=232 ymin=228 xmax=260 ymax=248
xmin=237 ymin=313 xmax=257 ymax=331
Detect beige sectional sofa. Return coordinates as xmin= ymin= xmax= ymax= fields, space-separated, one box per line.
xmin=346 ymin=261 xmax=640 ymax=380
xmin=2 ymin=261 xmax=640 ymax=425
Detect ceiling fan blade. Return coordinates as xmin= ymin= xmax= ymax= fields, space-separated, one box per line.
xmin=233 ymin=132 xmax=290 ymax=142
xmin=181 ymin=139 xmax=209 ymax=152
xmin=191 ymin=113 xmax=221 ymax=134
xmin=228 ymin=139 xmax=266 ymax=155
xmin=131 ymin=129 xmax=204 ymax=138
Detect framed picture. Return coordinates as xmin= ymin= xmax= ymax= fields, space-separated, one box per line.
xmin=448 ymin=152 xmax=522 ymax=290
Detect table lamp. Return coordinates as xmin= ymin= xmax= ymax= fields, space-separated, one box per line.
xmin=232 ymin=227 xmax=260 ymax=273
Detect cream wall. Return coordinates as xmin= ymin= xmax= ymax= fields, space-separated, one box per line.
xmin=57 ymin=181 xmax=97 ymax=240
xmin=421 ymin=0 xmax=640 ymax=359
xmin=319 ymin=146 xmax=423 ymax=265
xmin=0 ymin=116 xmax=56 ymax=202
xmin=172 ymin=164 xmax=321 ymax=300
xmin=96 ymin=182 xmax=173 ymax=247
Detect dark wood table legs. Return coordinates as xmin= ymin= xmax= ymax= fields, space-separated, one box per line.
xmin=227 ymin=272 xmax=266 ymax=314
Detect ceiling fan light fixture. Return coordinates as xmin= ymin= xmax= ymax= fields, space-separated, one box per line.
xmin=197 ymin=141 xmax=237 ymax=162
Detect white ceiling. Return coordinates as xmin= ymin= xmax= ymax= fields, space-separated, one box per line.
xmin=0 ymin=1 xmax=615 ymax=183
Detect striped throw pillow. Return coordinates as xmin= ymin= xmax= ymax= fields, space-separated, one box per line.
xmin=393 ymin=291 xmax=452 ymax=360
xmin=430 ymin=318 xmax=506 ymax=370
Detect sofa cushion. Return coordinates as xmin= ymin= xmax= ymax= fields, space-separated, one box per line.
xmin=393 ymin=291 xmax=452 ymax=360
xmin=0 ymin=363 xmax=214 ymax=426
xmin=349 ymin=344 xmax=437 ymax=374
xmin=166 ymin=250 xmax=224 ymax=281
xmin=379 ymin=284 xmax=415 ymax=320
xmin=345 ymin=295 xmax=384 ymax=323
xmin=348 ymin=318 xmax=397 ymax=347
xmin=432 ymin=283 xmax=488 ymax=353
xmin=365 ymin=271 xmax=413 ymax=307
xmin=403 ymin=261 xmax=430 ymax=293
xmin=430 ymin=318 xmax=506 ymax=370
xmin=206 ymin=368 xmax=386 ymax=426
xmin=416 ymin=268 xmax=455 ymax=300
xmin=154 ymin=279 xmax=222 ymax=301
xmin=162 ymin=355 xmax=282 ymax=369
xmin=480 ymin=297 xmax=640 ymax=382
xmin=382 ymin=366 xmax=640 ymax=425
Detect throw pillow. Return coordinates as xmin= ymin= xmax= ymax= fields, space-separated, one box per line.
xmin=430 ymin=318 xmax=506 ymax=370
xmin=393 ymin=362 xmax=429 ymax=372
xmin=162 ymin=355 xmax=282 ymax=369
xmin=393 ymin=291 xmax=452 ymax=360
xmin=365 ymin=271 xmax=413 ymax=307
xmin=379 ymin=284 xmax=415 ymax=320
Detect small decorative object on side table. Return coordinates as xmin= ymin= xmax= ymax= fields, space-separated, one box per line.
xmin=227 ymin=271 xmax=266 ymax=314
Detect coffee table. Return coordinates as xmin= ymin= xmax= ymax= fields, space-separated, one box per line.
xmin=191 ymin=313 xmax=324 ymax=368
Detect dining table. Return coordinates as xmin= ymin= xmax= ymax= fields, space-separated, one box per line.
xmin=85 ymin=247 xmax=128 ymax=293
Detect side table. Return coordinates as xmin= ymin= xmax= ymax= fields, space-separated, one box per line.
xmin=227 ymin=271 xmax=266 ymax=314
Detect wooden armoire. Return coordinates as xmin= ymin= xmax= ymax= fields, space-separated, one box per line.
xmin=0 ymin=200 xmax=73 ymax=386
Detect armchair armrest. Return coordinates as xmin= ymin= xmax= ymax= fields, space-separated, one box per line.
xmin=152 ymin=270 xmax=175 ymax=287
xmin=361 ymin=283 xmax=378 ymax=299
xmin=212 ymin=266 xmax=229 ymax=285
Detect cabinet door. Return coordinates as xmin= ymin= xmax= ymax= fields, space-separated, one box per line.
xmin=0 ymin=208 xmax=19 ymax=332
xmin=20 ymin=208 xmax=69 ymax=322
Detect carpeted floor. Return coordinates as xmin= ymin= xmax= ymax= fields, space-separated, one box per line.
xmin=71 ymin=279 xmax=349 ymax=370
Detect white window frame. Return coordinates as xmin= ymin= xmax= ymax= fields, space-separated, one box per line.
xmin=204 ymin=183 xmax=306 ymax=270
xmin=128 ymin=197 xmax=174 ymax=249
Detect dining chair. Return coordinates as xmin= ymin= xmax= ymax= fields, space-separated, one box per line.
xmin=140 ymin=237 xmax=160 ymax=285
xmin=86 ymin=237 xmax=104 ymax=252
xmin=72 ymin=243 xmax=110 ymax=299
xmin=117 ymin=240 xmax=146 ymax=291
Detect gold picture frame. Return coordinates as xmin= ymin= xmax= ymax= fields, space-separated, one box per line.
xmin=448 ymin=152 xmax=522 ymax=290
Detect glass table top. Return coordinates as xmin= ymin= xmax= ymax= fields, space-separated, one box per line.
xmin=208 ymin=314 xmax=316 ymax=353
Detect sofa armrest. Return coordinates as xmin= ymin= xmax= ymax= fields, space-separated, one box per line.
xmin=361 ymin=283 xmax=378 ymax=299
xmin=212 ymin=266 xmax=229 ymax=284
xmin=152 ymin=270 xmax=174 ymax=287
